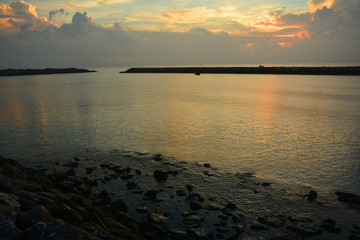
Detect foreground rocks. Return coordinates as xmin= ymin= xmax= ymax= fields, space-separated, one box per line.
xmin=1 ymin=152 xmax=359 ymax=240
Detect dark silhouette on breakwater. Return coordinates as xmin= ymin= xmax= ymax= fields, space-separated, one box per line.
xmin=121 ymin=66 xmax=360 ymax=76
xmin=0 ymin=68 xmax=97 ymax=76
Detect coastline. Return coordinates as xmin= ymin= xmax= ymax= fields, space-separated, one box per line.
xmin=121 ymin=66 xmax=360 ymax=76
xmin=0 ymin=68 xmax=97 ymax=77
xmin=1 ymin=152 xmax=359 ymax=240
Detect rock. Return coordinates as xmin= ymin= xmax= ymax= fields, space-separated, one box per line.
xmin=335 ymin=191 xmax=359 ymax=203
xmin=186 ymin=184 xmax=194 ymax=192
xmin=258 ymin=216 xmax=286 ymax=228
xmin=232 ymin=223 xmax=245 ymax=233
xmin=190 ymin=201 xmax=202 ymax=211
xmin=183 ymin=215 xmax=204 ymax=228
xmin=110 ymin=199 xmax=127 ymax=213
xmin=148 ymin=213 xmax=168 ymax=224
xmin=227 ymin=233 xmax=239 ymax=240
xmin=242 ymin=236 xmax=265 ymax=240
xmin=225 ymin=202 xmax=237 ymax=210
xmin=154 ymin=170 xmax=168 ymax=181
xmin=250 ymin=222 xmax=269 ymax=231
xmin=71 ymin=196 xmax=84 ymax=205
xmin=214 ymin=222 xmax=227 ymax=227
xmin=49 ymin=205 xmax=83 ymax=226
xmin=321 ymin=218 xmax=341 ymax=233
xmin=216 ymin=227 xmax=229 ymax=233
xmin=182 ymin=211 xmax=198 ymax=217
xmin=203 ymin=171 xmax=213 ymax=176
xmin=85 ymin=167 xmax=96 ymax=174
xmin=187 ymin=228 xmax=207 ymax=240
xmin=218 ymin=214 xmax=229 ymax=221
xmin=168 ymin=170 xmax=179 ymax=176
xmin=29 ymin=221 xmax=46 ymax=240
xmin=63 ymin=161 xmax=79 ymax=168
xmin=67 ymin=176 xmax=82 ymax=184
xmin=287 ymin=213 xmax=313 ymax=223
xmin=44 ymin=219 xmax=98 ymax=239
xmin=120 ymin=173 xmax=134 ymax=180
xmin=126 ymin=182 xmax=138 ymax=190
xmin=136 ymin=207 xmax=149 ymax=213
xmin=0 ymin=219 xmax=20 ymax=240
xmin=65 ymin=169 xmax=76 ymax=176
xmin=349 ymin=230 xmax=360 ymax=240
xmin=144 ymin=190 xmax=158 ymax=200
xmin=307 ymin=190 xmax=317 ymax=201
xmin=354 ymin=224 xmax=360 ymax=231
xmin=186 ymin=193 xmax=205 ymax=203
xmin=270 ymin=229 xmax=298 ymax=240
xmin=17 ymin=197 xmax=38 ymax=211
xmin=135 ymin=169 xmax=142 ymax=175
xmin=205 ymin=203 xmax=222 ymax=211
xmin=289 ymin=222 xmax=322 ymax=238
xmin=21 ymin=205 xmax=52 ymax=229
xmin=203 ymin=163 xmax=211 ymax=168
xmin=0 ymin=192 xmax=20 ymax=208
xmin=176 ymin=189 xmax=187 ymax=196
xmin=154 ymin=154 xmax=163 ymax=161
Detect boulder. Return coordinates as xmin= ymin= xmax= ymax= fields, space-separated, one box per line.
xmin=154 ymin=170 xmax=168 ymax=181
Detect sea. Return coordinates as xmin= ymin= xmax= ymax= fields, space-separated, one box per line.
xmin=0 ymin=67 xmax=359 ymax=193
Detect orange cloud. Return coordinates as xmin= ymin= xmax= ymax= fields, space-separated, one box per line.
xmin=64 ymin=1 xmax=83 ymax=10
xmin=308 ymin=0 xmax=334 ymax=12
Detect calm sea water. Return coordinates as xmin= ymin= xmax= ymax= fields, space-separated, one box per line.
xmin=0 ymin=67 xmax=359 ymax=192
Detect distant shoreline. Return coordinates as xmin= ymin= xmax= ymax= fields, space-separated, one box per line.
xmin=121 ymin=66 xmax=360 ymax=76
xmin=0 ymin=68 xmax=97 ymax=76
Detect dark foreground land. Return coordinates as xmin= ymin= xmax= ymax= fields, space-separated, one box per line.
xmin=1 ymin=153 xmax=360 ymax=240
xmin=121 ymin=66 xmax=360 ymax=75
xmin=0 ymin=68 xmax=97 ymax=76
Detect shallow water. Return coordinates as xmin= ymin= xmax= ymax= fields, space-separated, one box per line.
xmin=0 ymin=67 xmax=359 ymax=192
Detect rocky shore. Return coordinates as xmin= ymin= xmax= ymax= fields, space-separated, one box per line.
xmin=1 ymin=152 xmax=360 ymax=240
xmin=121 ymin=66 xmax=360 ymax=75
xmin=0 ymin=68 xmax=97 ymax=76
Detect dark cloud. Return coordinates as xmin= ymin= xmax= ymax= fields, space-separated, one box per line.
xmin=49 ymin=8 xmax=67 ymax=20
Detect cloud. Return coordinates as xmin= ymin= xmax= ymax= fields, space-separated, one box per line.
xmin=0 ymin=0 xmax=359 ymax=68
xmin=308 ymin=0 xmax=334 ymax=12
xmin=0 ymin=1 xmax=57 ymax=37
xmin=49 ymin=8 xmax=67 ymax=20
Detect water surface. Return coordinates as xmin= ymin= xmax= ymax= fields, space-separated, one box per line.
xmin=0 ymin=67 xmax=359 ymax=192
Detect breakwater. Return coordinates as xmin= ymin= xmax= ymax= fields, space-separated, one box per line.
xmin=121 ymin=66 xmax=360 ymax=75
xmin=0 ymin=68 xmax=97 ymax=76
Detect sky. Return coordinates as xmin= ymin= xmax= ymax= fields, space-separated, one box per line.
xmin=0 ymin=0 xmax=359 ymax=68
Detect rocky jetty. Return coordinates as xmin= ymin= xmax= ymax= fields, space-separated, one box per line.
xmin=121 ymin=66 xmax=360 ymax=75
xmin=1 ymin=151 xmax=360 ymax=240
xmin=0 ymin=68 xmax=97 ymax=76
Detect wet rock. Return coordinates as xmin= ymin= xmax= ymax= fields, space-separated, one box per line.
xmin=335 ymin=191 xmax=359 ymax=204
xmin=29 ymin=221 xmax=46 ymax=240
xmin=287 ymin=213 xmax=313 ymax=223
xmin=85 ymin=167 xmax=96 ymax=174
xmin=168 ymin=170 xmax=179 ymax=176
xmin=270 ymin=229 xmax=297 ymax=240
xmin=21 ymin=205 xmax=52 ymax=229
xmin=250 ymin=222 xmax=269 ymax=231
xmin=190 ymin=201 xmax=202 ymax=211
xmin=0 ymin=192 xmax=20 ymax=208
xmin=186 ymin=193 xmax=205 ymax=203
xmin=144 ymin=190 xmax=158 ymax=200
xmin=216 ymin=227 xmax=229 ymax=233
xmin=63 ymin=161 xmax=79 ymax=168
xmin=261 ymin=182 xmax=272 ymax=187
xmin=18 ymin=197 xmax=38 ymax=211
xmin=242 ymin=236 xmax=265 ymax=240
xmin=232 ymin=223 xmax=245 ymax=233
xmin=44 ymin=219 xmax=98 ymax=239
xmin=204 ymin=171 xmax=213 ymax=177
xmin=65 ymin=168 xmax=76 ymax=176
xmin=289 ymin=222 xmax=322 ymax=238
xmin=71 ymin=196 xmax=84 ymax=205
xmin=135 ymin=169 xmax=142 ymax=175
xmin=148 ymin=213 xmax=168 ymax=224
xmin=182 ymin=211 xmax=198 ymax=217
xmin=186 ymin=184 xmax=194 ymax=192
xmin=258 ymin=216 xmax=286 ymax=228
xmin=154 ymin=154 xmax=163 ymax=161
xmin=120 ymin=173 xmax=134 ymax=180
xmin=126 ymin=181 xmax=138 ymax=190
xmin=205 ymin=203 xmax=222 ymax=211
xmin=110 ymin=199 xmax=127 ymax=213
xmin=154 ymin=170 xmax=168 ymax=181
xmin=67 ymin=176 xmax=82 ymax=184
xmin=183 ymin=215 xmax=204 ymax=228
xmin=225 ymin=202 xmax=237 ymax=210
xmin=307 ymin=190 xmax=317 ymax=201
xmin=321 ymin=218 xmax=341 ymax=233
xmin=136 ymin=206 xmax=149 ymax=213
xmin=203 ymin=163 xmax=211 ymax=168
xmin=187 ymin=228 xmax=207 ymax=240
xmin=49 ymin=205 xmax=83 ymax=226
xmin=218 ymin=214 xmax=229 ymax=221
xmin=0 ymin=218 xmax=20 ymax=240
xmin=227 ymin=234 xmax=239 ymax=240
xmin=176 ymin=189 xmax=187 ymax=196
